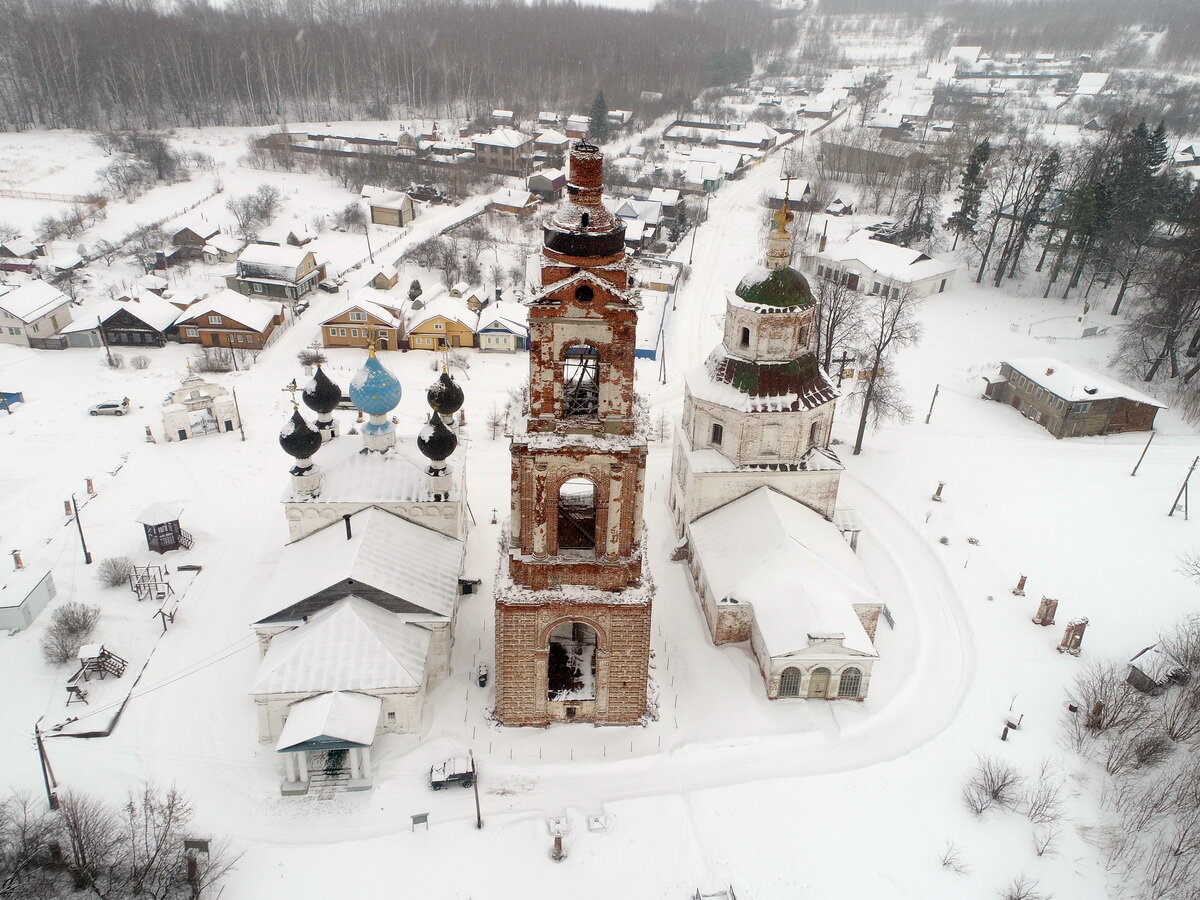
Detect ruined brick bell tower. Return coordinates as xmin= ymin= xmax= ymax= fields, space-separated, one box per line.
xmin=494 ymin=141 xmax=651 ymax=727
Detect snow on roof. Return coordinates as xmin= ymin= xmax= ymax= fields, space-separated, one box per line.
xmin=926 ymin=62 xmax=957 ymax=83
xmin=323 ymin=297 xmax=400 ymax=328
xmin=136 ymin=502 xmax=183 ymax=525
xmin=0 ymin=565 xmax=51 ymax=609
xmin=491 ymin=187 xmax=537 ymax=208
xmin=275 ymin=690 xmax=382 ymax=751
xmin=689 ymin=487 xmax=879 ymax=658
xmin=491 ymin=109 xmax=513 ymax=118
xmin=0 ymin=280 xmax=70 ymax=323
xmin=1075 ymin=72 xmax=1110 ymax=95
xmin=473 ymin=128 xmax=531 ymax=149
xmin=819 ymin=233 xmax=956 ymax=283
xmin=611 ymin=198 xmax=662 ymax=226
xmin=947 ymin=45 xmax=982 ymax=64
xmin=179 ymin=289 xmax=280 ymax=333
xmin=2 ymin=238 xmax=37 ymax=257
xmin=1129 ymin=644 xmax=1187 ymax=683
xmin=408 ymin=294 xmax=479 ymax=331
xmin=866 ymin=113 xmax=906 ymax=130
xmin=203 ymin=233 xmax=243 ymax=255
xmin=369 ymin=191 xmax=410 ymax=211
xmin=236 ymin=243 xmax=311 ymax=270
xmin=647 ymin=187 xmax=681 ymax=206
xmin=535 ymin=129 xmax=569 ymax=145
xmin=476 ymin=299 xmax=529 ymax=335
xmin=719 ymin=122 xmax=779 ymax=146
xmin=174 ymin=218 xmax=219 ymax=240
xmin=282 ymin=435 xmax=461 ymax=507
xmin=1004 ymin=358 xmax=1167 ymax=408
xmin=251 ymin=596 xmax=434 ymax=695
xmin=261 ymin=505 xmax=462 ymax=622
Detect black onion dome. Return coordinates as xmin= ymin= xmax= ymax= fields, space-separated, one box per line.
xmin=279 ymin=409 xmax=322 ymax=460
xmin=426 ymin=372 xmax=465 ymax=416
xmin=417 ymin=412 xmax=457 ymax=463
xmin=302 ymin=366 xmax=342 ymax=415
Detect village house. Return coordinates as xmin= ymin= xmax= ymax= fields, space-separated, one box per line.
xmin=820 ymin=137 xmax=933 ymax=179
xmin=564 ymin=115 xmax=590 ymax=139
xmin=537 ymin=111 xmax=561 ymax=128
xmin=534 ymin=129 xmax=570 ymax=159
xmin=320 ymin=298 xmax=402 ymax=351
xmin=471 ymin=128 xmax=534 ymax=175
xmin=717 ymin=122 xmax=779 ymax=151
xmin=170 ymin=218 xmax=221 ymax=259
xmin=810 ymin=232 xmax=955 ymax=298
xmin=396 ymin=129 xmax=426 ymax=156
xmin=59 ymin=296 xmax=179 ymax=348
xmin=474 ymin=299 xmax=529 ymax=351
xmin=175 ymin=289 xmax=283 ymax=348
xmin=766 ymin=181 xmax=812 ymax=210
xmin=406 ymin=295 xmax=477 ymax=350
xmin=226 ymin=243 xmax=325 ymax=302
xmin=488 ymin=187 xmax=540 ymax=216
xmin=647 ymin=187 xmax=681 ymax=216
xmin=367 ymin=191 xmax=417 ymax=228
xmin=448 ymin=282 xmax=485 ymax=311
xmin=608 ymin=109 xmax=633 ymax=126
xmin=366 ymin=264 xmax=399 ymax=291
xmin=201 ymin=233 xmax=245 ymax=265
xmin=983 ymin=358 xmax=1166 ymax=438
xmin=0 ymin=281 xmax=73 ymax=347
xmin=0 ymin=238 xmax=40 ymax=261
xmin=491 ymin=109 xmax=515 ymax=125
xmin=258 ymin=220 xmax=316 ymax=248
xmin=527 ymin=168 xmax=567 ymax=202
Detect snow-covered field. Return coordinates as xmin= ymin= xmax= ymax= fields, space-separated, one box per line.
xmin=1 ymin=112 xmax=1196 ymax=898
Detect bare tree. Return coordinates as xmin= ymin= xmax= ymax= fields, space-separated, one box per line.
xmin=40 ymin=602 xmax=101 ymax=665
xmin=963 ymin=755 xmax=1024 ymax=816
xmin=851 ymin=288 xmax=921 ymax=455
xmin=813 ymin=275 xmax=864 ymax=373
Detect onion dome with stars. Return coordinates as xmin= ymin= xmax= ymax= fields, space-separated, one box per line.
xmin=426 ymin=371 xmax=465 ymax=417
xmin=417 ymin=412 xmax=457 ymax=465
xmin=302 ymin=366 xmax=342 ymax=415
xmin=279 ymin=407 xmax=322 ymax=462
xmin=348 ymin=347 xmax=401 ymax=416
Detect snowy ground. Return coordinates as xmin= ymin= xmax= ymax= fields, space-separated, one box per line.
xmin=1 ymin=121 xmax=1197 ymax=898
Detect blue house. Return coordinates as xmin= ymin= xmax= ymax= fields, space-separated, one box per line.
xmin=475 ymin=300 xmax=529 ymax=352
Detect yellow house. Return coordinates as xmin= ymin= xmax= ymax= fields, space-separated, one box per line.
xmin=321 ymin=298 xmax=402 ymax=351
xmin=406 ymin=295 xmax=478 ymax=350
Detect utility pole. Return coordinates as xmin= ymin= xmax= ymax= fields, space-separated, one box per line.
xmin=1169 ymin=455 xmax=1199 ymax=519
xmin=231 ymin=387 xmax=246 ymax=441
xmin=469 ymin=750 xmax=482 ymax=829
xmin=70 ymin=493 xmax=92 ymax=565
xmin=35 ymin=720 xmax=58 ymax=810
xmin=1130 ymin=431 xmax=1155 ymax=477
xmin=924 ymin=383 xmax=940 ymax=424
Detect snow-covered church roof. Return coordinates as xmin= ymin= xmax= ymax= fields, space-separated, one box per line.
xmin=689 ymin=487 xmax=879 ymax=659
xmin=687 ymin=349 xmax=839 ymax=413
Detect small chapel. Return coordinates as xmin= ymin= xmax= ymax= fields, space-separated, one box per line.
xmin=670 ymin=201 xmax=883 ymax=702
xmin=493 ymin=140 xmax=652 ymax=727
xmin=250 ymin=351 xmax=469 ymax=794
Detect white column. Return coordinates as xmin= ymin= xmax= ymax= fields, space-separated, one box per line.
xmin=350 ymin=747 xmax=362 ymax=779
xmin=282 ymin=752 xmax=297 ymax=783
xmin=298 ymin=750 xmax=309 ymax=783
xmin=360 ymin=746 xmax=372 ymax=779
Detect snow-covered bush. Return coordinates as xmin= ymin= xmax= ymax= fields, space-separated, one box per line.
xmin=130 ymin=355 xmax=150 ymax=370
xmin=962 ymin=755 xmax=1023 ymax=816
xmin=97 ymin=555 xmax=133 ymax=588
xmin=40 ymin=601 xmax=100 ymax=665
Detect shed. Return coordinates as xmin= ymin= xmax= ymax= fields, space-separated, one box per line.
xmin=1127 ymin=643 xmax=1188 ymax=695
xmin=136 ymin=503 xmax=192 ymax=553
xmin=0 ymin=568 xmax=55 ymax=631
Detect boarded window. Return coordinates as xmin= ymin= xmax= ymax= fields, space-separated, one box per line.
xmin=711 ymin=423 xmax=723 ymax=446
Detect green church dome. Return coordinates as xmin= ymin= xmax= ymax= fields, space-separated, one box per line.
xmin=734 ymin=265 xmax=814 ymax=310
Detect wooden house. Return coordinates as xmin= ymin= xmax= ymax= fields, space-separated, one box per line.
xmin=448 ymin=282 xmax=484 ymax=311
xmin=1127 ymin=644 xmax=1188 ymax=695
xmin=175 ymin=289 xmax=283 ymax=348
xmin=368 ymin=191 xmax=417 ymax=228
xmin=471 ymin=129 xmax=534 ymax=175
xmin=202 ymin=233 xmax=244 ymax=264
xmin=475 ymin=300 xmax=529 ymax=351
xmin=171 ymin=219 xmax=221 ymax=258
xmin=406 ymin=295 xmax=478 ymax=350
xmin=488 ymin=187 xmax=540 ymax=217
xmin=0 ymin=281 xmax=73 ymax=347
xmin=60 ymin=296 xmax=179 ymax=348
xmin=565 ymin=115 xmax=589 ymax=139
xmin=534 ymin=130 xmax=570 ymax=158
xmin=367 ymin=264 xmax=399 ymax=291
xmin=983 ymin=359 xmax=1166 ymax=438
xmin=321 ymin=298 xmax=402 ymax=350
xmin=226 ymin=244 xmax=324 ymax=302
xmin=527 ymin=169 xmax=566 ymax=202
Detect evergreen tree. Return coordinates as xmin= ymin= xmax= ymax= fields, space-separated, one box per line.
xmin=588 ymin=92 xmax=610 ymax=143
xmin=409 ymin=279 xmax=423 ymax=302
xmin=946 ymin=139 xmax=990 ymax=250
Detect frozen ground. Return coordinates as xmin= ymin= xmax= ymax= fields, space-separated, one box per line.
xmin=0 ymin=126 xmax=1196 ymax=899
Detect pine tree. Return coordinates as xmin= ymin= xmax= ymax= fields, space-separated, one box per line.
xmin=947 ymin=139 xmax=990 ymax=250
xmin=588 ymin=92 xmax=610 ymax=143
xmin=409 ymin=279 xmax=422 ymax=302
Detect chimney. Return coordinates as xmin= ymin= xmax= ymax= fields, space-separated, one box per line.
xmin=1045 ymin=367 xmax=1055 ymax=376
xmin=343 ymin=513 xmax=353 ymax=541
xmin=11 ymin=549 xmax=23 ymax=570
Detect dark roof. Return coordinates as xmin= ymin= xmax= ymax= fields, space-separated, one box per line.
xmin=417 ymin=413 xmax=457 ymax=462
xmin=734 ymin=265 xmax=814 ymax=310
xmin=279 ymin=409 xmax=322 ymax=460
xmin=302 ymin=366 xmax=342 ymax=415
xmin=426 ymin=372 xmax=464 ymax=416
xmin=709 ymin=351 xmax=837 ymax=410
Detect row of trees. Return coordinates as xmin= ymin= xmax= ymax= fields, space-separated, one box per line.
xmin=0 ymin=0 xmax=787 ymax=131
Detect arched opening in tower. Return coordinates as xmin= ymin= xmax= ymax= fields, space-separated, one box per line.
xmin=557 ymin=477 xmax=596 ymax=551
xmin=547 ymin=621 xmax=598 ymax=701
xmin=562 ymin=345 xmax=600 ymax=418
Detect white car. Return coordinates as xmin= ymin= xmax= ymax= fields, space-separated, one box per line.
xmin=89 ymin=400 xmax=128 ymax=416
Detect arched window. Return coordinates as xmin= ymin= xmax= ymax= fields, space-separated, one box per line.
xmin=547 ymin=621 xmax=598 ymax=701
xmin=838 ymin=667 xmax=862 ymax=698
xmin=809 ymin=420 xmax=821 ymax=447
xmin=798 ymin=325 xmax=808 ymax=346
xmin=807 ymin=667 xmax=831 ymax=698
xmin=710 ymin=423 xmax=723 ymax=446
xmin=779 ymin=667 xmax=801 ymax=698
xmin=563 ymin=346 xmax=600 ymax=417
xmin=739 ymin=326 xmax=750 ymax=348
xmin=558 ymin=478 xmax=596 ymax=552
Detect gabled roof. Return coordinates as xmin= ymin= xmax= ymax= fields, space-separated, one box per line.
xmin=1004 ymin=358 xmax=1166 ymax=408
xmin=476 ymin=299 xmax=529 ymax=335
xmin=473 ymin=128 xmax=531 ymax=149
xmin=0 ymin=280 xmax=70 ymax=323
xmin=173 ymin=218 xmax=220 ymax=240
xmin=250 ymin=596 xmax=434 ymax=695
xmin=1 ymin=238 xmax=37 ymax=257
xmin=818 ymin=233 xmax=955 ymax=282
xmin=60 ymin=296 xmax=179 ymax=333
xmin=203 ymin=233 xmax=243 ymax=255
xmin=369 ymin=191 xmax=411 ymax=211
xmin=323 ymin=298 xmax=400 ymax=328
xmin=647 ymin=187 xmax=681 ymax=206
xmin=689 ymin=487 xmax=879 ymax=658
xmin=535 ymin=129 xmax=569 ymax=145
xmin=275 ymin=691 xmax=382 ymax=752
xmin=491 ymin=187 xmax=538 ymax=208
xmin=408 ymin=294 xmax=479 ymax=331
xmin=236 ymin=243 xmax=312 ymax=271
xmin=177 ymin=289 xmax=280 ymax=333
xmin=256 ymin=506 xmax=463 ymax=625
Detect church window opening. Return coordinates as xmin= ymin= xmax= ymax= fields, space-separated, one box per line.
xmin=809 ymin=421 xmax=821 ymax=447
xmin=710 ymin=423 xmax=724 ymax=446
xmin=798 ymin=325 xmax=808 ymax=346
xmin=838 ymin=668 xmax=862 ymax=698
xmin=558 ymin=478 xmax=596 ymax=551
xmin=563 ymin=346 xmax=600 ymax=417
xmin=739 ymin=326 xmax=750 ymax=348
xmin=808 ymin=667 xmax=831 ymax=698
xmin=547 ymin=621 xmax=598 ymax=702
xmin=779 ymin=667 xmax=801 ymax=697
xmin=575 ymin=285 xmax=594 ymax=303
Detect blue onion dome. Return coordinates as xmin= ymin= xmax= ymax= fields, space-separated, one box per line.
xmin=426 ymin=371 xmax=464 ymax=416
xmin=279 ymin=408 xmax=322 ymax=460
xmin=417 ymin=412 xmax=457 ymax=463
xmin=302 ymin=366 xmax=342 ymax=415
xmin=348 ymin=349 xmax=401 ymax=415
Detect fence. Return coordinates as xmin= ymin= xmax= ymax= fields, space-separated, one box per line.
xmin=0 ymin=188 xmax=101 ymax=205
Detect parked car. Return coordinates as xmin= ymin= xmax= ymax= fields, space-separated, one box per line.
xmin=294 ymin=299 xmax=310 ymax=314
xmin=429 ymin=757 xmax=474 ymax=790
xmin=318 ymin=280 xmax=340 ymax=293
xmin=89 ymin=399 xmax=128 ymax=416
